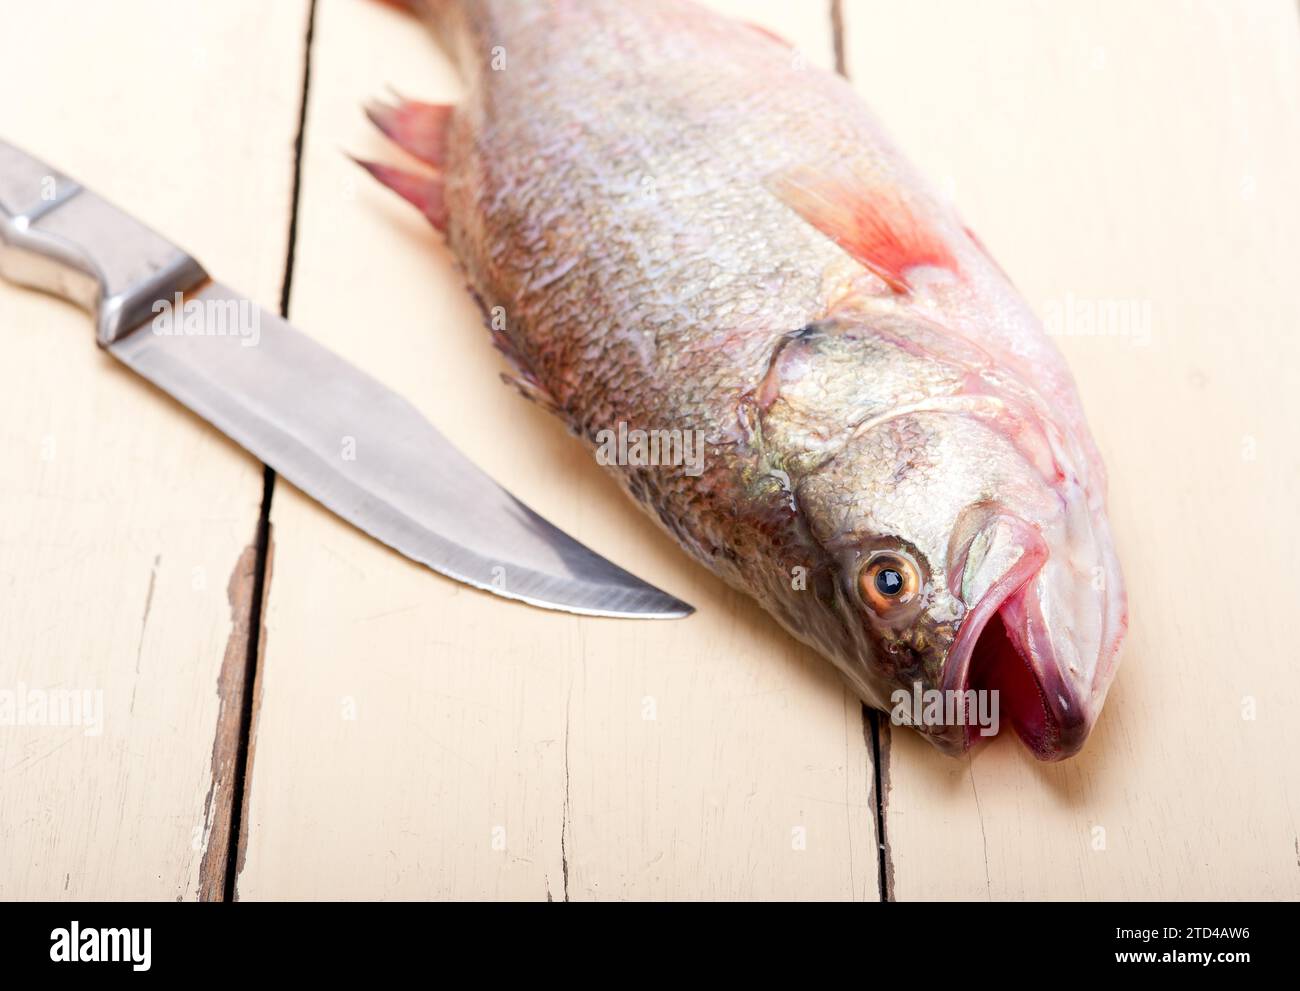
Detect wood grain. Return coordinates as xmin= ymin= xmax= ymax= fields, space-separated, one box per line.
xmin=7 ymin=0 xmax=1295 ymax=902
xmin=0 ymin=0 xmax=309 ymax=899
xmin=234 ymin=0 xmax=878 ymax=901
xmin=842 ymin=0 xmax=1300 ymax=899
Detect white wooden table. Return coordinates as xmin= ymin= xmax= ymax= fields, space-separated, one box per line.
xmin=2 ymin=0 xmax=1297 ymax=901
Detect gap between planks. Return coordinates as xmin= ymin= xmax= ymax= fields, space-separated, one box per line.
xmin=201 ymin=0 xmax=889 ymax=902
xmin=197 ymin=0 xmax=319 ymax=902
xmin=830 ymin=0 xmax=894 ymax=903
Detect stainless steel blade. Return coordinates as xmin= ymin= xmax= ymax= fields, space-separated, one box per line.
xmin=0 ymin=138 xmax=689 ymax=617
xmin=0 ymin=137 xmax=689 ymax=618
xmin=105 ymin=282 xmax=692 ymax=618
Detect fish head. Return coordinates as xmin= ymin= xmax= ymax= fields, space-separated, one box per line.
xmin=796 ymin=398 xmax=1126 ymax=760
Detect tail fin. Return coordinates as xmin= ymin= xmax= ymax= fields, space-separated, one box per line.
xmin=365 ymin=97 xmax=453 ymax=169
xmin=350 ymin=156 xmax=448 ymax=231
xmin=357 ymin=1 xmax=468 ymax=229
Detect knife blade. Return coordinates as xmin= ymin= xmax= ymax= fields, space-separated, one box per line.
xmin=0 ymin=139 xmax=693 ymax=620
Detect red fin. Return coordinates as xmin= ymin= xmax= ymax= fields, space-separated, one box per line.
xmin=772 ymin=168 xmax=957 ymax=293
xmin=352 ymin=157 xmax=447 ymax=231
xmin=365 ymin=97 xmax=452 ymax=168
xmin=746 ymin=22 xmax=794 ymax=49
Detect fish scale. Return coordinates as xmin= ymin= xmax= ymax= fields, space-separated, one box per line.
xmin=367 ymin=0 xmax=1128 ymax=758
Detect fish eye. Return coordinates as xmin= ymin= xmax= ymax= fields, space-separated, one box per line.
xmin=875 ymin=568 xmax=904 ymax=596
xmin=859 ymin=553 xmax=920 ymax=614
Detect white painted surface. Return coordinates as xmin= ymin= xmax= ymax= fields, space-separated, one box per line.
xmin=3 ymin=0 xmax=1296 ymax=901
xmin=0 ymin=0 xmax=309 ymax=899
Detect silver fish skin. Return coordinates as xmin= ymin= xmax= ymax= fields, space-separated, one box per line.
xmin=363 ymin=0 xmax=1128 ymax=760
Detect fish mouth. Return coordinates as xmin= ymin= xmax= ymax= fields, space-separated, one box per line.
xmin=942 ymin=516 xmax=1091 ymax=761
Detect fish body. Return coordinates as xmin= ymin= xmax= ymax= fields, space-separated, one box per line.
xmin=365 ymin=0 xmax=1128 ymax=759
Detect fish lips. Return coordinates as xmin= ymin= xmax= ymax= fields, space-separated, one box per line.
xmin=940 ymin=515 xmax=1094 ymax=761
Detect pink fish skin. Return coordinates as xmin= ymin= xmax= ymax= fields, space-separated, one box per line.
xmin=363 ymin=0 xmax=1128 ymax=760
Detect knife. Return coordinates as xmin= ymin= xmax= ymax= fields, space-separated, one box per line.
xmin=0 ymin=139 xmax=692 ymax=620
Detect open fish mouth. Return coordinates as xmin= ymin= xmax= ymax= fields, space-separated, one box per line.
xmin=942 ymin=516 xmax=1092 ymax=761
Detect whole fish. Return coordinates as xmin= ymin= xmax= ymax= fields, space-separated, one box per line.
xmin=360 ymin=0 xmax=1128 ymax=759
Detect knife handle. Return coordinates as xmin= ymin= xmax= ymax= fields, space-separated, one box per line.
xmin=0 ymin=139 xmax=208 ymax=346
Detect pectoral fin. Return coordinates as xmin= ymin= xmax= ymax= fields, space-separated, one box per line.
xmin=771 ymin=167 xmax=957 ymax=293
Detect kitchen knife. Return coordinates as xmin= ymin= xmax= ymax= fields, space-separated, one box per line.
xmin=0 ymin=139 xmax=692 ymax=620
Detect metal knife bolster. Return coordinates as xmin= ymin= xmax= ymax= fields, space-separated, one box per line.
xmin=0 ymin=140 xmax=208 ymax=346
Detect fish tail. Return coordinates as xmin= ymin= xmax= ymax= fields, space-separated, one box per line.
xmin=366 ymin=97 xmax=452 ymax=168
xmin=357 ymin=0 xmax=473 ymax=226
xmin=349 ymin=156 xmax=448 ymax=231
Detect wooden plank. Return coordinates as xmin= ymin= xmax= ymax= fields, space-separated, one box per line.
xmin=0 ymin=0 xmax=309 ymax=899
xmin=236 ymin=0 xmax=877 ymax=900
xmin=842 ymin=0 xmax=1300 ymax=898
